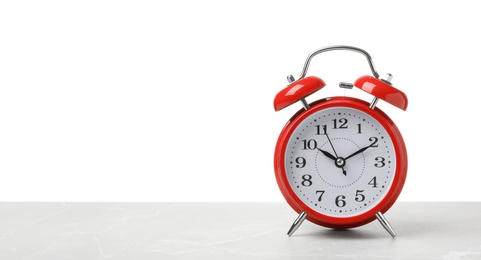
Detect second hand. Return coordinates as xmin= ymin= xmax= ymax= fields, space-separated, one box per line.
xmin=323 ymin=125 xmax=347 ymax=175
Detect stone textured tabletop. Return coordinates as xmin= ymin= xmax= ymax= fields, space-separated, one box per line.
xmin=0 ymin=202 xmax=480 ymax=259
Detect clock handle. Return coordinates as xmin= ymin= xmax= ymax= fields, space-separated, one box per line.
xmin=293 ymin=45 xmax=380 ymax=82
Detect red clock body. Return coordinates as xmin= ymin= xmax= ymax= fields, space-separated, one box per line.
xmin=274 ymin=96 xmax=407 ymax=229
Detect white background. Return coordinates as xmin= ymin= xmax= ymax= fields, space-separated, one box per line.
xmin=1 ymin=1 xmax=479 ymax=202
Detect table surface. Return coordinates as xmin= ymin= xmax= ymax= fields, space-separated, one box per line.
xmin=0 ymin=202 xmax=480 ymax=260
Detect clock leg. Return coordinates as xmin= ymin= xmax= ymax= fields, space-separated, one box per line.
xmin=287 ymin=211 xmax=307 ymax=237
xmin=375 ymin=212 xmax=397 ymax=238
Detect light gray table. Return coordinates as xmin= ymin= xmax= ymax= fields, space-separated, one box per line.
xmin=0 ymin=202 xmax=480 ymax=259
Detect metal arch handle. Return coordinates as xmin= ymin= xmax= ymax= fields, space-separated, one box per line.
xmin=294 ymin=45 xmax=380 ymax=81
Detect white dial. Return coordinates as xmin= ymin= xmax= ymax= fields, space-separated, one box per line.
xmin=285 ymin=106 xmax=396 ymax=217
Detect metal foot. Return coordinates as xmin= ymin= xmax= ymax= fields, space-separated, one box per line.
xmin=287 ymin=211 xmax=307 ymax=237
xmin=376 ymin=212 xmax=397 ymax=238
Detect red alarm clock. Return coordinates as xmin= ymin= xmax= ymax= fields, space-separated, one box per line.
xmin=273 ymin=46 xmax=408 ymax=237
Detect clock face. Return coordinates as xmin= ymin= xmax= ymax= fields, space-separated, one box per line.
xmin=283 ymin=104 xmax=397 ymax=219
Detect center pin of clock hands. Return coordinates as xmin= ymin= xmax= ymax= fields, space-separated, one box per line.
xmin=317 ymin=148 xmax=347 ymax=175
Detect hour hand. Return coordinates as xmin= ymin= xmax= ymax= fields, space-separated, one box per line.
xmin=318 ymin=148 xmax=347 ymax=176
xmin=318 ymin=148 xmax=337 ymax=161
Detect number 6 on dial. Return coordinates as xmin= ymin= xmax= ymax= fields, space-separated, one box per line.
xmin=273 ymin=46 xmax=408 ymax=237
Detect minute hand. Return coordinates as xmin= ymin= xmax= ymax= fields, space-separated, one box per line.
xmin=345 ymin=143 xmax=376 ymax=160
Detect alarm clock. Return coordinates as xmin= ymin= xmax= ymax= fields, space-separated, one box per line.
xmin=273 ymin=46 xmax=408 ymax=237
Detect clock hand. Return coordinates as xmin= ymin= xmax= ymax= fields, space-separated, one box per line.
xmin=345 ymin=139 xmax=378 ymax=161
xmin=317 ymin=148 xmax=337 ymax=161
xmin=324 ymin=130 xmax=339 ymax=158
xmin=323 ymin=126 xmax=347 ymax=176
xmin=344 ymin=146 xmax=370 ymax=160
